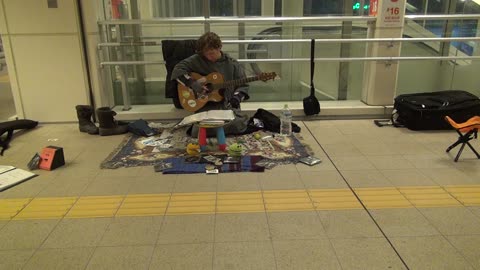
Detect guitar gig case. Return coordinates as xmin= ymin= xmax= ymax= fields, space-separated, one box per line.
xmin=393 ymin=90 xmax=480 ymax=130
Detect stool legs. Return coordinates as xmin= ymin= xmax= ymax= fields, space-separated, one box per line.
xmin=446 ymin=129 xmax=480 ymax=162
xmin=198 ymin=126 xmax=226 ymax=152
xmin=216 ymin=127 xmax=226 ymax=151
xmin=466 ymin=142 xmax=480 ymax=159
xmin=198 ymin=127 xmax=207 ymax=151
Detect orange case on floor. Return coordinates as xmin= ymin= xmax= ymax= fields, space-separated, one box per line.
xmin=39 ymin=146 xmax=65 ymax=171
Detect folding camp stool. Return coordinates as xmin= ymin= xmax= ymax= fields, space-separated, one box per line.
xmin=445 ymin=116 xmax=480 ymax=162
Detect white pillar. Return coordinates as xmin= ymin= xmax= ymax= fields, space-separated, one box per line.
xmin=362 ymin=0 xmax=407 ymax=105
xmin=0 ymin=0 xmax=93 ymax=122
xmin=281 ymin=0 xmax=303 ymax=100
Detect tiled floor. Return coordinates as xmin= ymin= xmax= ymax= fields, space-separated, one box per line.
xmin=1 ymin=120 xmax=480 ymax=269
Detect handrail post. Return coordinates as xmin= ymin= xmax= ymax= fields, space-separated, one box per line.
xmin=116 ymin=65 xmax=132 ymax=111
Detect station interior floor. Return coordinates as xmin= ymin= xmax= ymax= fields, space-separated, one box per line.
xmin=1 ymin=119 xmax=480 ymax=270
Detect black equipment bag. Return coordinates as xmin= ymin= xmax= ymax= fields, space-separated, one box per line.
xmin=303 ymin=39 xmax=320 ymax=116
xmin=393 ymin=90 xmax=480 ymax=130
xmin=0 ymin=119 xmax=38 ymax=155
xmin=247 ymin=109 xmax=301 ymax=134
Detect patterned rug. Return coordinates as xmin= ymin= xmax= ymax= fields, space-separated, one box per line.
xmin=100 ymin=125 xmax=312 ymax=169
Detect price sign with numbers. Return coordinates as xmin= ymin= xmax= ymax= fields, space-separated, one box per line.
xmin=381 ymin=0 xmax=405 ymax=27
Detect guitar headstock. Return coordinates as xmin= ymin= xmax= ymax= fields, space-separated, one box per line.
xmin=258 ymin=72 xmax=277 ymax=82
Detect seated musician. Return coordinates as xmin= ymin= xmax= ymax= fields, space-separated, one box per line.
xmin=171 ymin=32 xmax=250 ymax=136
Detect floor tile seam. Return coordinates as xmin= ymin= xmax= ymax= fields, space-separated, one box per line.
xmin=260 ymin=167 xmax=285 ymax=270
xmin=210 ymin=173 xmax=219 ymax=270
xmin=359 ymin=185 xmax=465 ymax=208
xmin=440 ymin=186 xmax=472 ymax=207
xmin=0 ymin=198 xmax=33 ymax=220
xmin=16 ymin=200 xmax=78 ymax=219
xmin=405 ymin=232 xmax=479 ymax=270
xmin=447 ymin=192 xmax=480 ymax=200
xmin=303 ymin=122 xmax=411 ymax=270
xmin=91 ymin=193 xmax=131 ymax=263
xmin=0 ymin=239 xmax=308 ymax=251
xmin=403 ymin=196 xmax=462 ymax=208
xmin=66 ymin=195 xmax=122 ymax=218
xmin=6 ymin=184 xmax=480 ymax=203
xmin=441 ymin=230 xmax=479 ymax=268
xmin=20 ymin=217 xmax=63 ymax=270
xmin=147 ymin=175 xmax=178 ymax=270
xmin=296 ymin=126 xmax=343 ymax=270
xmin=304 ymin=185 xmax=345 ymax=270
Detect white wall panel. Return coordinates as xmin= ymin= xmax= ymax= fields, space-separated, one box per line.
xmin=11 ymin=35 xmax=89 ymax=121
xmin=4 ymin=0 xmax=78 ymax=34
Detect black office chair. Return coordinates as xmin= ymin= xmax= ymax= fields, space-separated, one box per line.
xmin=161 ymin=39 xmax=197 ymax=109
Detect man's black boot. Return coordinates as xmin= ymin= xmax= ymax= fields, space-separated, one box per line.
xmin=75 ymin=105 xmax=99 ymax=135
xmin=96 ymin=107 xmax=128 ymax=136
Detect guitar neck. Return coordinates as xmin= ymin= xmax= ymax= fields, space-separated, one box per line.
xmin=218 ymin=75 xmax=261 ymax=89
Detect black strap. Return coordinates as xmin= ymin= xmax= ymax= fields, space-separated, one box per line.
xmin=310 ymin=39 xmax=315 ymax=96
xmin=0 ymin=130 xmax=14 ymax=156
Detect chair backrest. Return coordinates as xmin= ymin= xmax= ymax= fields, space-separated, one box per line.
xmin=161 ymin=40 xmax=197 ymax=99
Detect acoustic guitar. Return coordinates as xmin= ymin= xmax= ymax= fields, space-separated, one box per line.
xmin=178 ymin=72 xmax=276 ymax=112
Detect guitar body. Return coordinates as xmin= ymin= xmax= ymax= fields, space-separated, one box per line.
xmin=178 ymin=72 xmax=225 ymax=112
xmin=177 ymin=71 xmax=276 ymax=112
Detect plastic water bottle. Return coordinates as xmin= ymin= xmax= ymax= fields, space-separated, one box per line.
xmin=280 ymin=104 xmax=292 ymax=136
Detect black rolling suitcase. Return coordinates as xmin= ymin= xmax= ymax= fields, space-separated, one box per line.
xmin=393 ymin=90 xmax=480 ymax=130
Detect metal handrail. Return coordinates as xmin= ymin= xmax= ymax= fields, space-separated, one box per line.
xmin=97 ymin=14 xmax=480 ymax=25
xmin=97 ymin=37 xmax=480 ymax=48
xmin=405 ymin=14 xmax=480 ymax=20
xmin=100 ymin=55 xmax=480 ymax=66
xmin=122 ymin=34 xmax=282 ymax=40
xmin=98 ymin=16 xmax=375 ymax=25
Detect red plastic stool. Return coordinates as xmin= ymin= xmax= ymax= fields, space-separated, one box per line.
xmin=198 ymin=121 xmax=227 ymax=151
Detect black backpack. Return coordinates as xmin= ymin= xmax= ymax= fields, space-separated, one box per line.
xmin=249 ymin=108 xmax=301 ymax=133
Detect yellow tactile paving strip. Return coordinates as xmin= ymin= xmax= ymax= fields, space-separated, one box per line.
xmin=0 ymin=185 xmax=479 ymax=220
xmin=445 ymin=186 xmax=480 ymax=206
xmin=67 ymin=196 xmax=123 ymax=218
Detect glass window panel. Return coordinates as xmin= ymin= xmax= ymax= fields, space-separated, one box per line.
xmin=210 ymin=0 xmax=261 ymax=16
xmin=174 ymin=0 xmax=203 ymax=16
xmin=274 ymin=0 xmax=282 ymax=16
xmin=210 ymin=0 xmax=233 ymax=16
xmin=245 ymin=0 xmax=261 ymax=16
xmin=303 ymin=0 xmax=344 ymax=16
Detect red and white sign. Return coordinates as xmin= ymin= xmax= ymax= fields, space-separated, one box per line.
xmin=369 ymin=0 xmax=378 ymax=16
xmin=380 ymin=0 xmax=405 ymax=27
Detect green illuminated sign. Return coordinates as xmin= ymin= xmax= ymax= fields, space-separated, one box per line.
xmin=352 ymin=3 xmax=370 ymax=10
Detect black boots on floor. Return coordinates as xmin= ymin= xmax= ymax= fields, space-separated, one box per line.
xmin=75 ymin=105 xmax=99 ymax=135
xmin=75 ymin=105 xmax=128 ymax=136
xmin=96 ymin=107 xmax=128 ymax=136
